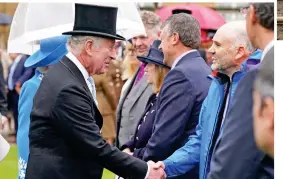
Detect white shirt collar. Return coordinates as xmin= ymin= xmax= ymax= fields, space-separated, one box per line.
xmin=14 ymin=54 xmax=23 ymax=64
xmin=66 ymin=52 xmax=90 ymax=81
xmin=171 ymin=49 xmax=197 ymax=69
xmin=261 ymin=40 xmax=274 ymax=61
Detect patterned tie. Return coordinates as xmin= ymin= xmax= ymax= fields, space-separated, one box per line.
xmin=134 ymin=63 xmax=146 ymax=86
xmin=87 ymin=77 xmax=98 ymax=106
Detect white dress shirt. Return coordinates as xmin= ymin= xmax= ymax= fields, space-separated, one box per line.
xmin=171 ymin=49 xmax=197 ymax=69
xmin=66 ymin=52 xmax=98 ymax=106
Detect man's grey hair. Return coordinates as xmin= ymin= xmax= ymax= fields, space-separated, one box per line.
xmin=161 ymin=13 xmax=201 ymax=49
xmin=66 ymin=36 xmax=103 ymax=56
xmin=226 ymin=21 xmax=255 ymax=54
xmin=254 ymin=50 xmax=274 ymax=98
xmin=140 ymin=10 xmax=162 ymax=38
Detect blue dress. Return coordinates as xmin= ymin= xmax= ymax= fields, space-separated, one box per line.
xmin=17 ymin=70 xmax=43 ymax=179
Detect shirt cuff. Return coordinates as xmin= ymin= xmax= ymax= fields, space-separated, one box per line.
xmin=144 ymin=163 xmax=150 ymax=179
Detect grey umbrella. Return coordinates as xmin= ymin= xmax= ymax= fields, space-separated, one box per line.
xmin=0 ymin=13 xmax=12 ymax=25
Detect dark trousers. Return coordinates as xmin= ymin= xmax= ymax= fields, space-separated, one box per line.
xmin=7 ymin=89 xmax=19 ymax=134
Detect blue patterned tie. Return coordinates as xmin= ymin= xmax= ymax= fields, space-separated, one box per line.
xmin=87 ymin=77 xmax=98 ymax=106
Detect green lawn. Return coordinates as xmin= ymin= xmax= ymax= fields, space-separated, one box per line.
xmin=0 ymin=145 xmax=115 ymax=179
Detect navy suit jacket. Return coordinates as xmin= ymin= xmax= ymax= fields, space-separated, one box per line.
xmin=142 ymin=51 xmax=211 ymax=163
xmin=207 ymin=47 xmax=274 ymax=179
xmin=8 ymin=55 xmax=34 ymax=88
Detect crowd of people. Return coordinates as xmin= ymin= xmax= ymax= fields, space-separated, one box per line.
xmin=0 ymin=2 xmax=274 ymax=179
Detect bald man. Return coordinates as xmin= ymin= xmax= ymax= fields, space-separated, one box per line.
xmin=153 ymin=21 xmax=261 ymax=179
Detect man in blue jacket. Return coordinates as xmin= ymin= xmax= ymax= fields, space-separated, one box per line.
xmin=207 ymin=3 xmax=274 ymax=179
xmin=154 ymin=21 xmax=260 ymax=179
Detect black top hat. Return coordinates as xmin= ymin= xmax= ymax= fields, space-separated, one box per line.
xmin=63 ymin=3 xmax=125 ymax=41
xmin=137 ymin=40 xmax=170 ymax=69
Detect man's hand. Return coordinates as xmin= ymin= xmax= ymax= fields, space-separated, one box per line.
xmin=122 ymin=148 xmax=133 ymax=156
xmin=152 ymin=161 xmax=165 ymax=170
xmin=147 ymin=161 xmax=166 ymax=179
xmin=15 ymin=83 xmax=21 ymax=94
xmin=1 ymin=116 xmax=8 ymax=129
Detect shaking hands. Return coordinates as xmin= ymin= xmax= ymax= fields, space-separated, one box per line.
xmin=122 ymin=148 xmax=166 ymax=179
xmin=147 ymin=161 xmax=166 ymax=179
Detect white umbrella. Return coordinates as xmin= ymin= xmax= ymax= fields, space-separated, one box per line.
xmin=8 ymin=2 xmax=146 ymax=54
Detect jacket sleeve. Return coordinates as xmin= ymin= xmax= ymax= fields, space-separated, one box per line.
xmin=16 ymin=67 xmax=34 ymax=86
xmin=163 ymin=97 xmax=208 ymax=177
xmin=51 ymin=84 xmax=148 ymax=179
xmin=142 ymin=69 xmax=196 ymax=162
xmin=120 ymin=137 xmax=135 ymax=151
xmin=207 ymin=69 xmax=271 ymax=179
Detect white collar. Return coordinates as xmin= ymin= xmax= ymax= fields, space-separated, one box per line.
xmin=14 ymin=54 xmax=23 ymax=64
xmin=171 ymin=49 xmax=197 ymax=69
xmin=261 ymin=40 xmax=274 ymax=61
xmin=66 ymin=52 xmax=90 ymax=81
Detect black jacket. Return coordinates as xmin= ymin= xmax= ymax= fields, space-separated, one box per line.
xmin=26 ymin=56 xmax=147 ymax=179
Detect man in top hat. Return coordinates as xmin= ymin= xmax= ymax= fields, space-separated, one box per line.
xmin=26 ymin=4 xmax=165 ymax=179
xmin=17 ymin=35 xmax=69 ymax=179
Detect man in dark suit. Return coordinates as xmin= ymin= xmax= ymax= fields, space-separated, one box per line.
xmin=142 ymin=13 xmax=211 ymax=178
xmin=207 ymin=3 xmax=274 ymax=179
xmin=116 ymin=11 xmax=160 ymax=148
xmin=26 ymin=4 xmax=165 ymax=179
xmin=253 ymin=49 xmax=274 ymax=158
xmin=7 ymin=53 xmax=33 ymax=135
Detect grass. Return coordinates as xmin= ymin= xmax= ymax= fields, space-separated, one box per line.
xmin=0 ymin=145 xmax=115 ymax=179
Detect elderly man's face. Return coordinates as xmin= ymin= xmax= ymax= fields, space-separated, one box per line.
xmin=86 ymin=38 xmax=116 ymax=75
xmin=253 ymin=90 xmax=274 ymax=157
xmin=132 ymin=29 xmax=157 ymax=57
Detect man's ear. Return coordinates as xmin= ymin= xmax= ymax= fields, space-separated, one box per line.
xmin=234 ymin=45 xmax=245 ymax=63
xmin=171 ymin=32 xmax=180 ymax=46
xmin=85 ymin=40 xmax=94 ymax=56
xmin=264 ymin=97 xmax=274 ymax=130
xmin=249 ymin=4 xmax=258 ymax=25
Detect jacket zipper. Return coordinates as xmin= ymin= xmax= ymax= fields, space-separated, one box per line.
xmin=202 ymin=81 xmax=224 ymax=179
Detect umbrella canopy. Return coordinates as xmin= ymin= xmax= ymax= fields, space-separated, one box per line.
xmin=8 ymin=2 xmax=146 ymax=54
xmin=155 ymin=4 xmax=226 ymax=30
xmin=0 ymin=13 xmax=13 ymax=25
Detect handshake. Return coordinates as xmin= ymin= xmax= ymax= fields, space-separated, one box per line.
xmin=147 ymin=161 xmax=166 ymax=179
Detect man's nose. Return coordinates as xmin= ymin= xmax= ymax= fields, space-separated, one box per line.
xmin=135 ymin=38 xmax=143 ymax=47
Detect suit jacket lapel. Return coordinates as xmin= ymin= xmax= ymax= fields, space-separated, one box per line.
xmin=59 ymin=56 xmax=94 ymax=106
xmin=129 ymin=74 xmax=150 ymax=110
xmin=117 ymin=66 xmax=140 ymax=112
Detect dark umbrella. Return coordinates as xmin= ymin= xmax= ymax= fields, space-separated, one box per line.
xmin=0 ymin=13 xmax=13 ymax=25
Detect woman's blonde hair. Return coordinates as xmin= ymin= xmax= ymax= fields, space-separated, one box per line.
xmin=153 ymin=65 xmax=169 ymax=94
xmin=122 ymin=43 xmax=140 ymax=80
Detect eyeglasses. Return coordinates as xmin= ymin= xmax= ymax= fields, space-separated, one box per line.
xmin=240 ymin=6 xmax=250 ymax=18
